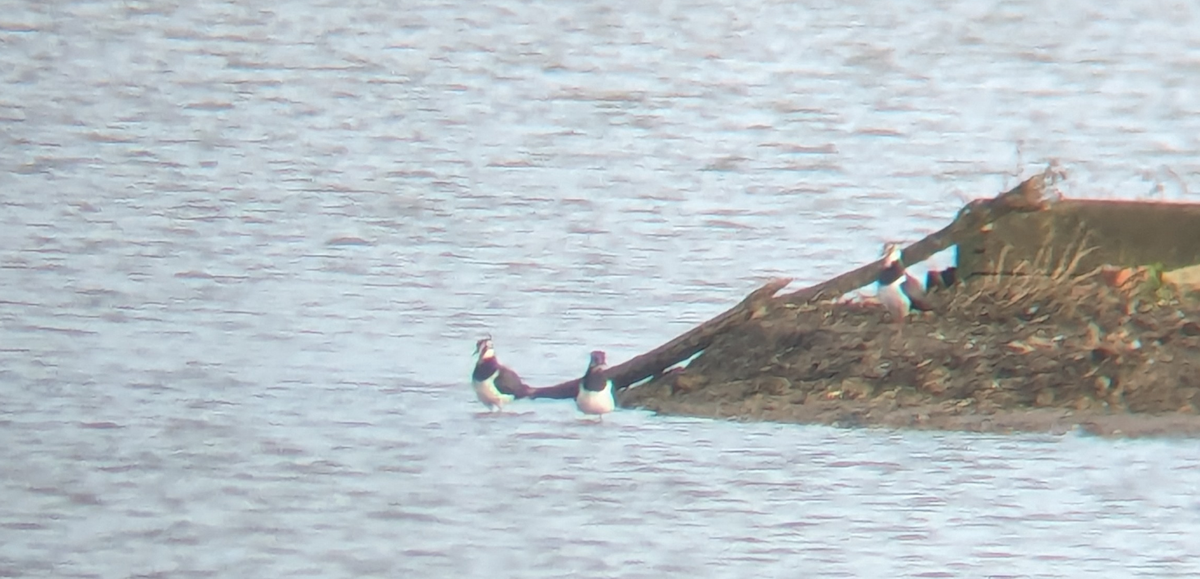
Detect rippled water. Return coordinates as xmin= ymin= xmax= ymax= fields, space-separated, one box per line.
xmin=2 ymin=0 xmax=1199 ymax=576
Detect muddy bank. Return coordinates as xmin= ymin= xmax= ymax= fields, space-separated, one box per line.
xmin=618 ymin=270 xmax=1200 ymax=437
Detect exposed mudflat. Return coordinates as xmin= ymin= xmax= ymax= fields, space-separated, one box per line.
xmin=620 ymin=270 xmax=1200 ymax=437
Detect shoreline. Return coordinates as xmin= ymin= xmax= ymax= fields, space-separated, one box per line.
xmin=620 ymin=389 xmax=1200 ymax=438
xmin=616 ymin=273 xmax=1200 ymax=439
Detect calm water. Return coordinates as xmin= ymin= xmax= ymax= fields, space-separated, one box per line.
xmin=2 ymin=0 xmax=1199 ymax=577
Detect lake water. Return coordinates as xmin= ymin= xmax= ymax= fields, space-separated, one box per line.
xmin=2 ymin=0 xmax=1199 ymax=576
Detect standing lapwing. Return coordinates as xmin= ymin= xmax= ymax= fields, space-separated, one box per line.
xmin=574 ymin=350 xmax=615 ymax=420
xmin=471 ymin=337 xmax=533 ymax=412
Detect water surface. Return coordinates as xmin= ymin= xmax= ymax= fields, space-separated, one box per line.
xmin=2 ymin=0 xmax=1199 ymax=576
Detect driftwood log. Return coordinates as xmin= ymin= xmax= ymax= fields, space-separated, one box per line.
xmin=528 ymin=168 xmax=1058 ymax=400
xmin=775 ymin=167 xmax=1058 ymax=305
xmin=528 ymin=278 xmax=791 ymax=399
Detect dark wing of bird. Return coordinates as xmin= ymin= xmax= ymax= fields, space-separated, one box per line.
xmin=495 ymin=366 xmax=533 ymax=398
xmin=903 ymin=274 xmax=935 ymax=312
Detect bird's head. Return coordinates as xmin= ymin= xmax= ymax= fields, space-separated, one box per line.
xmin=589 ymin=350 xmax=608 ymax=370
xmin=473 ymin=336 xmax=495 ymax=361
xmin=881 ymin=243 xmax=904 ymax=267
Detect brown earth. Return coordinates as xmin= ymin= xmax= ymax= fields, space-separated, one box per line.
xmin=618 ymin=268 xmax=1200 ymax=437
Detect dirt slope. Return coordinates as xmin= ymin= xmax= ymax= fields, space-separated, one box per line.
xmin=620 ymin=270 xmax=1200 ymax=437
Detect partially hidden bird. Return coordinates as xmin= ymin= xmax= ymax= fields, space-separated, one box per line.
xmin=876 ymin=243 xmax=935 ymax=323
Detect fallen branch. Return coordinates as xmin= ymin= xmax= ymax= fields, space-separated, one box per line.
xmin=530 ymin=167 xmax=1057 ymax=397
xmin=528 ymin=277 xmax=792 ymax=398
xmin=774 ymin=168 xmax=1057 ymax=306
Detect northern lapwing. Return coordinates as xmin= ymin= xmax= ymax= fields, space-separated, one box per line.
xmin=575 ymin=350 xmax=615 ymax=420
xmin=876 ymin=243 xmax=934 ymax=323
xmin=471 ymin=337 xmax=533 ymax=412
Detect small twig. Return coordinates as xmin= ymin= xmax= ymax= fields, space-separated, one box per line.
xmin=1058 ymin=244 xmax=1098 ymax=281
